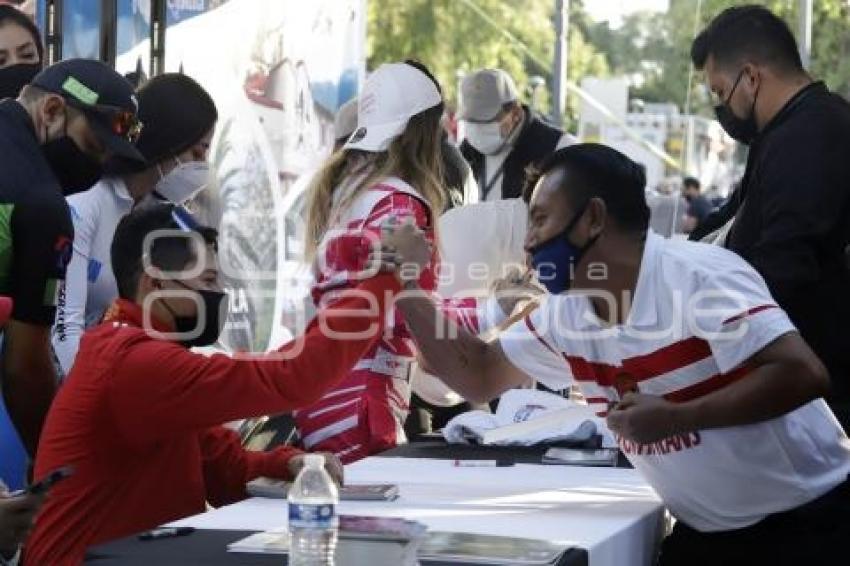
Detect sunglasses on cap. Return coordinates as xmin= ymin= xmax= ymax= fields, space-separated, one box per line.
xmin=66 ymin=99 xmax=144 ymax=143
xmin=92 ymin=104 xmax=143 ymax=143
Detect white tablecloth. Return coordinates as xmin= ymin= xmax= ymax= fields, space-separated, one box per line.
xmin=169 ymin=456 xmax=666 ymax=566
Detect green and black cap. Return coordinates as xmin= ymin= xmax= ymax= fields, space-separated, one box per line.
xmin=31 ymin=58 xmax=145 ymax=163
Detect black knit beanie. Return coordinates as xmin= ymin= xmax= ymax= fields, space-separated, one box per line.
xmin=106 ymin=73 xmax=217 ymax=175
xmin=136 ymin=73 xmax=217 ymax=163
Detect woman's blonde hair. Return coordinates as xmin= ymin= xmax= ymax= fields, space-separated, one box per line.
xmin=304 ymin=103 xmax=446 ymax=261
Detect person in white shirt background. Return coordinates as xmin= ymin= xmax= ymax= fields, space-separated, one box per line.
xmin=383 ymin=143 xmax=850 ymax=566
xmin=458 ymin=68 xmax=575 ymax=202
xmin=51 ymin=73 xmax=218 ymax=377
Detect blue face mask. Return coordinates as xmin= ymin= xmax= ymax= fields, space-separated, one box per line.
xmin=529 ymin=204 xmax=598 ymax=294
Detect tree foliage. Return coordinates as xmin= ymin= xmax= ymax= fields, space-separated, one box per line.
xmin=368 ymin=0 xmax=849 ymax=123
xmin=367 ymin=0 xmax=608 ymax=125
xmin=585 ymin=0 xmax=850 ymax=115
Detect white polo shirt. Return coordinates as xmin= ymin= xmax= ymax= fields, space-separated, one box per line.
xmin=501 ymin=231 xmax=850 ymax=532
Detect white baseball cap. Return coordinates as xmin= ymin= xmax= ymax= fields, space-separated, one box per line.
xmin=334 ymin=98 xmax=358 ymax=141
xmin=344 ymin=62 xmax=443 ymax=152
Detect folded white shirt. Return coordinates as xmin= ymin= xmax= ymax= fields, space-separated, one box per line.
xmin=442 ymin=389 xmax=616 ymax=448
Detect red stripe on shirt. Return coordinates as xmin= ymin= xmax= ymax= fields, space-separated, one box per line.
xmin=722 ymin=304 xmax=777 ymax=325
xmin=525 ymin=316 xmax=559 ymax=357
xmin=662 ymin=365 xmax=751 ymax=403
xmin=557 ymin=337 xmax=714 ymax=388
xmin=620 ymin=336 xmax=713 ymax=383
xmin=563 ymin=355 xmax=621 ymax=387
xmin=523 ymin=316 xmax=756 ymax=401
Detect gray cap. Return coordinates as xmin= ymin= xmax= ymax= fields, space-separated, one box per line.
xmin=458 ymin=69 xmax=518 ymax=122
xmin=334 ymin=98 xmax=358 ymax=141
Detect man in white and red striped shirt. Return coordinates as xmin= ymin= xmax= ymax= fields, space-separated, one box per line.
xmin=389 ymin=143 xmax=850 ymax=565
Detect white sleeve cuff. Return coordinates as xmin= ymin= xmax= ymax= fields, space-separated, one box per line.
xmin=477 ymin=296 xmax=508 ymax=334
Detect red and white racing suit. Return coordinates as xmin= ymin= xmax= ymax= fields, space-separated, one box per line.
xmin=293 ymin=177 xmax=483 ymax=463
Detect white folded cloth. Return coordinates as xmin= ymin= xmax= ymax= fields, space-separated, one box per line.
xmin=442 ymin=389 xmax=616 ymax=448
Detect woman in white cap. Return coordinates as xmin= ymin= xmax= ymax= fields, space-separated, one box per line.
xmin=51 ymin=73 xmax=217 ymax=377
xmin=299 ymin=61 xmax=496 ymax=462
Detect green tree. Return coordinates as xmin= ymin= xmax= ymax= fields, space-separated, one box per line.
xmin=367 ymin=0 xmax=609 ymax=126
xmin=586 ymin=0 xmax=850 ymax=114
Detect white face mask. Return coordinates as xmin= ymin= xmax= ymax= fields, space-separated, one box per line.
xmin=464 ymin=120 xmax=507 ymax=155
xmin=154 ymin=159 xmax=211 ymax=204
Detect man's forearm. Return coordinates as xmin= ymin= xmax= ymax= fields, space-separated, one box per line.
xmin=3 ymin=361 xmax=56 ymax=457
xmin=674 ymin=359 xmax=826 ymax=433
xmin=395 ymin=284 xmax=493 ymax=402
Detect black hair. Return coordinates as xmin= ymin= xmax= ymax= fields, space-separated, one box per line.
xmin=404 ymin=59 xmax=443 ymax=96
xmin=529 ymin=143 xmax=650 ymax=233
xmin=683 ymin=176 xmax=701 ymax=190
xmin=111 ymin=203 xmax=218 ymax=300
xmin=691 ymin=5 xmax=802 ymax=74
xmin=0 ymin=5 xmax=44 ymax=63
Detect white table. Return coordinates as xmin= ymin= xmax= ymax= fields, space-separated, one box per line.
xmin=170 ymin=456 xmax=666 ymax=566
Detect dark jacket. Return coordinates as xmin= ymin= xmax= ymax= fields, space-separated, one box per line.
xmin=441 ymin=135 xmax=471 ymax=209
xmin=460 ymin=106 xmax=562 ymax=200
xmin=718 ymin=82 xmax=850 ymax=413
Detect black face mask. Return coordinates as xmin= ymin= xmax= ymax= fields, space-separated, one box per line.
xmin=161 ymin=281 xmax=229 ymax=348
xmin=714 ymin=69 xmax=760 ymax=145
xmin=0 ymin=63 xmax=41 ymax=100
xmin=41 ymin=113 xmax=104 ymax=195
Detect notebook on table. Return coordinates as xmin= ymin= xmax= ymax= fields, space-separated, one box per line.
xmin=227 ymin=515 xmax=427 ymax=565
xmin=246 ymin=477 xmax=399 ymax=501
xmin=229 ymin=525 xmax=570 ymax=565
xmin=418 ymin=531 xmax=571 ymax=565
xmin=541 ymin=447 xmax=619 ymax=467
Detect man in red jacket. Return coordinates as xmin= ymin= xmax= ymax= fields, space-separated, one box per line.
xmin=25 ymin=204 xmax=424 ymax=563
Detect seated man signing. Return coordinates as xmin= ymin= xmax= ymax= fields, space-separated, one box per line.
xmin=26 ymin=204 xmax=428 ymax=564
xmin=385 ymin=144 xmax=850 ymax=566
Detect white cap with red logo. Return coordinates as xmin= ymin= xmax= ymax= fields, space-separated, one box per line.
xmin=344 ymin=62 xmax=442 ymax=152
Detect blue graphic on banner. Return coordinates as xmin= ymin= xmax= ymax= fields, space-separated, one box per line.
xmin=167 ymin=0 xmax=211 ymax=26
xmin=62 ymin=0 xmax=101 ymax=59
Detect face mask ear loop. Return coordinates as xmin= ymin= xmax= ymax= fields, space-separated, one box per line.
xmin=749 ymin=75 xmax=761 ymax=123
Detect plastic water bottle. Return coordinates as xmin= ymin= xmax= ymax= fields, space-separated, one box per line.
xmin=288 ymin=454 xmax=339 ymax=565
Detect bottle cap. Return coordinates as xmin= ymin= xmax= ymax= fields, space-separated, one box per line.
xmin=303 ymin=454 xmax=325 ymax=468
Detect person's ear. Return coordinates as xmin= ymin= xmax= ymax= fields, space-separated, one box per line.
xmin=742 ymin=62 xmax=760 ymax=91
xmin=40 ymin=94 xmax=67 ymax=138
xmin=586 ymin=197 xmax=607 ymax=239
xmin=137 ymin=272 xmax=157 ymax=295
xmin=511 ymin=103 xmax=524 ymax=126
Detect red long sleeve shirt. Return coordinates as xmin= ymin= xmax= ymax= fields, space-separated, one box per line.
xmin=25 ymin=274 xmax=401 ymax=564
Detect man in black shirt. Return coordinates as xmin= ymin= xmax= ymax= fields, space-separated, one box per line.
xmin=691 ymin=6 xmax=850 ymax=429
xmin=681 ymin=176 xmax=713 ymax=234
xmin=0 ymin=59 xmax=143 ymax=456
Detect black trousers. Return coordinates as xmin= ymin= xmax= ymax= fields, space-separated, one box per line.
xmin=658 ymin=477 xmax=850 ymax=566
